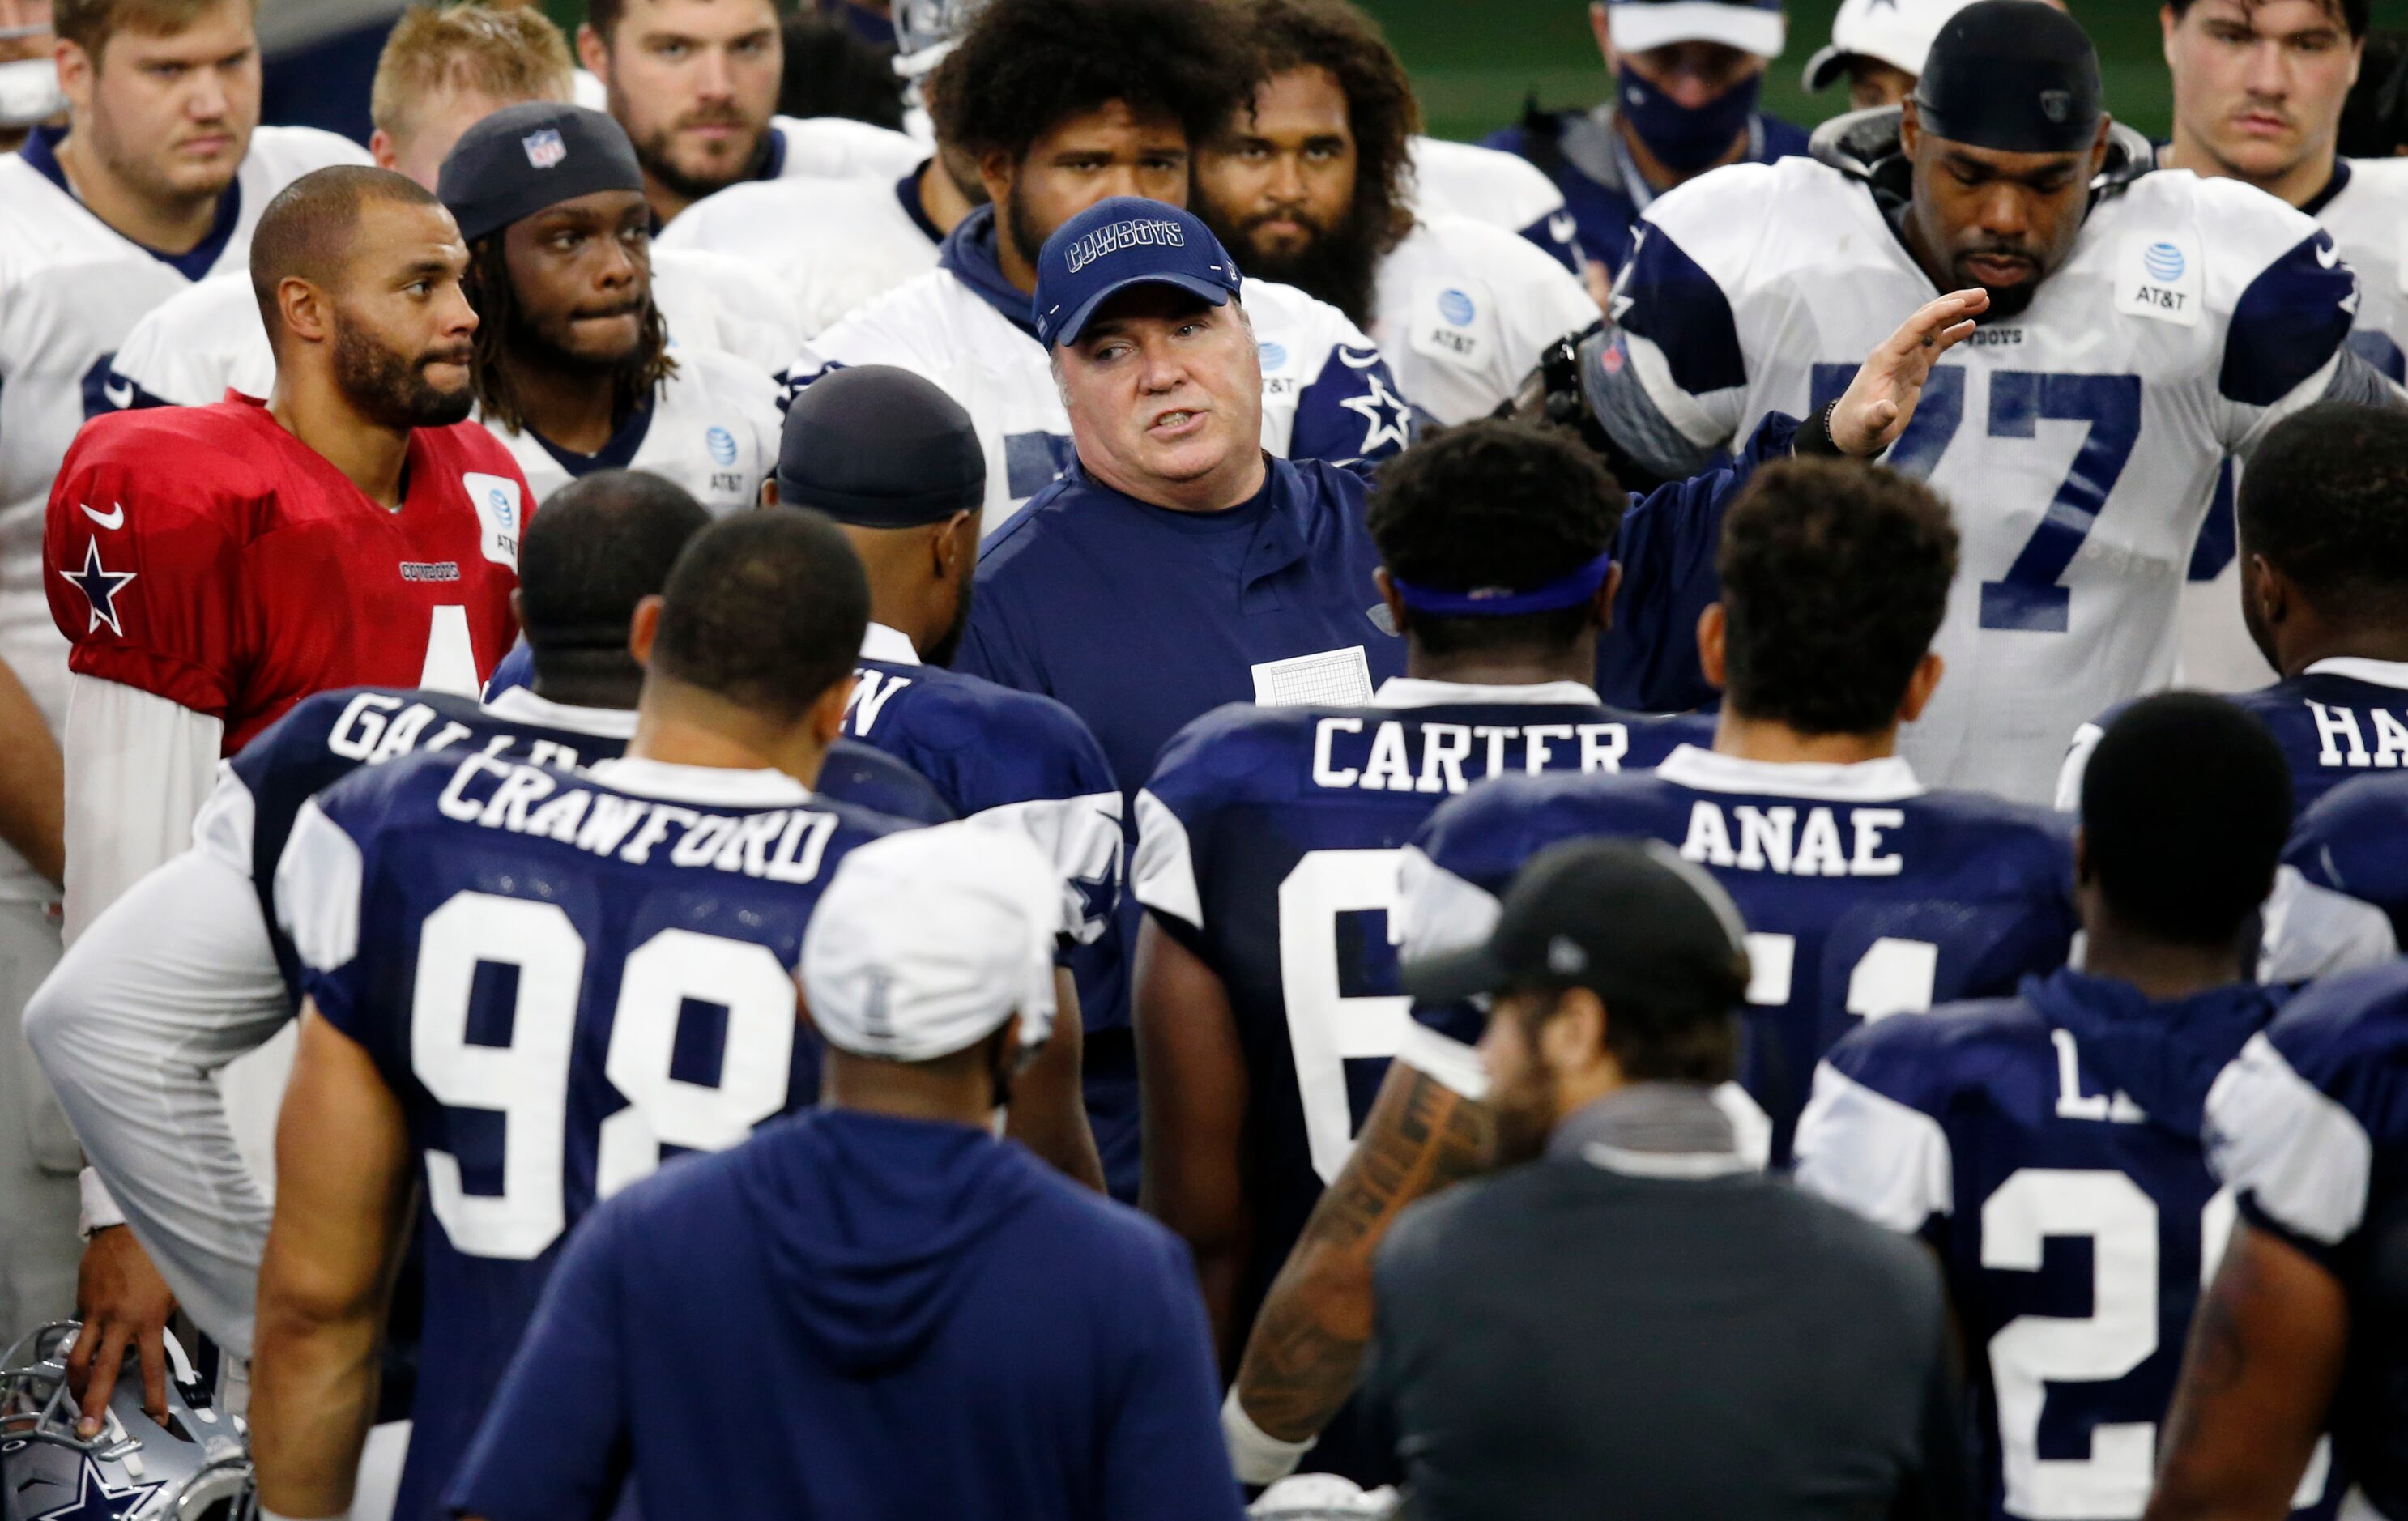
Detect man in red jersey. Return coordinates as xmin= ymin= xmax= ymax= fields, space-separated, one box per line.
xmin=41 ymin=163 xmax=525 ymax=1428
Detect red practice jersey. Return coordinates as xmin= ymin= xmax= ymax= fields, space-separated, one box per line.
xmin=45 ymin=395 xmax=526 ymax=752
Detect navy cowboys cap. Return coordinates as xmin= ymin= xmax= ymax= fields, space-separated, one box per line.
xmin=1402 ymin=838 xmax=1752 ymax=1016
xmin=438 ymin=102 xmax=645 ymax=245
xmin=1914 ymin=0 xmax=2103 ymax=154
xmin=1033 ymin=197 xmax=1243 ymax=348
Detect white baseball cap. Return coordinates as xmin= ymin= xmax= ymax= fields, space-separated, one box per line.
xmin=801 ymin=821 xmax=1061 ymax=1063
xmin=1605 ymin=0 xmax=1786 ymax=60
xmin=1805 ymin=0 xmax=1987 ymax=92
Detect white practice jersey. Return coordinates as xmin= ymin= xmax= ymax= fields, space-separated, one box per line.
xmin=481 ymin=347 xmax=781 ymax=513
xmin=795 ymin=262 xmax=1414 ymax=530
xmin=0 ymin=124 xmax=367 ymax=902
xmin=763 ymin=113 xmax=925 ymax=184
xmin=1373 ymin=213 xmax=1599 ymax=425
xmin=650 ymin=248 xmax=805 ymax=373
xmin=1406 ymin=134 xmax=1584 ymax=275
xmin=1596 ymin=156 xmax=2364 ymax=802
xmin=2318 ymin=156 xmax=2408 ymax=389
xmin=656 ymin=168 xmax=941 ymax=340
xmin=109 ymin=252 xmax=794 ymax=408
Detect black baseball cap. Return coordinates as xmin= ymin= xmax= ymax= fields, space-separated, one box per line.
xmin=437 ymin=103 xmax=645 ymax=245
xmin=1403 ymin=839 xmax=1752 ymax=1015
xmin=1914 ymin=0 xmax=2103 ymax=155
xmin=777 ymin=365 xmax=985 ymax=527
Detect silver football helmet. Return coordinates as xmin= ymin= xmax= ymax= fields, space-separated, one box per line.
xmin=1248 ymin=1474 xmax=1400 ymax=1519
xmin=892 ymin=0 xmax=988 ymax=79
xmin=0 ymin=1323 xmax=254 ymax=1521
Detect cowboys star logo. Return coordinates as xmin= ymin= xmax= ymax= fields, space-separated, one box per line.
xmin=1338 ymin=369 xmax=1413 ymax=458
xmin=26 ymin=1455 xmax=166 ymax=1521
xmin=59 ymin=538 xmax=136 ymax=637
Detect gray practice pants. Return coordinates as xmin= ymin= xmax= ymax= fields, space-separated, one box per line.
xmin=0 ymin=899 xmax=81 ymax=1349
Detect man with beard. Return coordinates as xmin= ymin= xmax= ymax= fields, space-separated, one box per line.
xmin=44 ymin=173 xmax=527 ymax=1415
xmin=45 ymin=164 xmax=525 ymax=949
xmin=1353 ymin=837 xmax=1967 ymax=1521
xmin=1485 ymin=0 xmax=1809 ymax=292
xmin=438 ymin=101 xmax=781 ymax=513
xmin=578 ymin=0 xmax=922 ymax=226
xmin=103 ymin=4 xmax=807 ymax=414
xmin=1575 ymin=0 xmax=2402 ymax=804
xmin=1194 ymin=0 xmax=1599 ymax=426
xmin=792 ymin=0 xmax=1414 ymax=530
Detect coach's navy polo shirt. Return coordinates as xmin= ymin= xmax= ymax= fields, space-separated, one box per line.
xmin=957 ymin=454 xmax=1401 ymax=803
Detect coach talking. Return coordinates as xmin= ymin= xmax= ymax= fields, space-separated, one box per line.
xmin=956 ymin=196 xmax=1988 ymax=803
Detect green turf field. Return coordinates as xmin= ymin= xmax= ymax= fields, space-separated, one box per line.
xmin=1366 ymin=1 xmax=2180 ymax=145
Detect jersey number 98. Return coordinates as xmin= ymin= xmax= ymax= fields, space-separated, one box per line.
xmin=409 ymin=891 xmax=799 ymax=1259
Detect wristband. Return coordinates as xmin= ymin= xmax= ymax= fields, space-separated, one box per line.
xmin=1222 ymin=1387 xmax=1314 ymax=1486
xmin=1794 ymin=399 xmax=1847 ymax=458
xmin=79 ymin=1167 xmax=125 ymax=1238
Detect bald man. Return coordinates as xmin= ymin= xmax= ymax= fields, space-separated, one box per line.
xmin=39 ymin=164 xmax=529 ymax=1410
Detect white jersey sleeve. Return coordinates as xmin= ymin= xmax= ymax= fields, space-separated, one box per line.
xmin=765 ymin=114 xmax=926 ymax=182
xmin=1405 ymin=134 xmax=1584 ymax=276
xmin=1374 ymin=214 xmax=1600 ymax=425
xmin=106 ymin=274 xmax=275 ymax=409
xmin=2174 ymin=173 xmax=2365 ymax=454
xmin=2311 ymin=158 xmax=2408 ymax=393
xmin=651 ymin=248 xmax=806 ymax=374
xmin=1241 ymin=278 xmax=1415 ymax=467
xmin=21 ymin=846 xmax=285 ymax=1355
xmin=655 ymin=173 xmax=943 ymax=340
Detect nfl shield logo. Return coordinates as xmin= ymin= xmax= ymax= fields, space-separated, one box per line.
xmin=522 ymin=128 xmax=567 ymax=169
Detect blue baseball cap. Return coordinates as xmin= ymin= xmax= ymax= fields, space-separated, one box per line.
xmin=1032 ymin=198 xmax=1243 ymax=348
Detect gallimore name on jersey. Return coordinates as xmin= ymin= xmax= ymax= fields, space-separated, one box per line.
xmin=1595 ymin=143 xmax=2365 ymax=805
xmin=429 ymin=752 xmax=846 ymax=881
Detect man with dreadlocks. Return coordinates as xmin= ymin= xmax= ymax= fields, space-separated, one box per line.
xmin=437 ymin=100 xmax=781 ymax=514
xmin=1193 ymin=0 xmax=1599 ymax=427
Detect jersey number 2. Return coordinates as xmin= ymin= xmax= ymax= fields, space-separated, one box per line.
xmin=1982 ymin=1170 xmax=2329 ymax=1519
xmin=1811 ymin=367 xmax=2142 ymax=634
xmin=410 ymin=892 xmax=797 ymax=1259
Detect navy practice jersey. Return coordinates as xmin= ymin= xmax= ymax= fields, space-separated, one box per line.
xmin=1133 ymin=681 xmax=1703 ymax=1331
xmin=197 ymin=687 xmax=633 ymax=999
xmin=2206 ymin=961 xmax=2408 ymax=1521
xmin=479 ymin=644 xmax=957 ymax=828
xmin=277 ymin=750 xmax=912 ymax=1521
xmin=1402 ymin=746 xmax=2078 ymax=1162
xmin=2065 ymin=658 xmax=2408 ymax=820
xmin=1795 ymin=970 xmax=2336 ymax=1521
xmin=848 ymin=625 xmax=1127 ymax=1048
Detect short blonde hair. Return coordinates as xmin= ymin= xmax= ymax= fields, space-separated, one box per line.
xmin=54 ymin=0 xmax=257 ymax=61
xmin=370 ymin=2 xmax=573 ymax=141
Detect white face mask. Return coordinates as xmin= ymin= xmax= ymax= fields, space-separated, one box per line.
xmin=0 ymin=54 xmax=64 ymax=129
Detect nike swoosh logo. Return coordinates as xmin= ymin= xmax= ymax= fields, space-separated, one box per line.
xmin=82 ymin=502 xmax=124 ymax=530
xmin=103 ymin=376 xmax=134 ymax=408
xmin=2316 ymin=241 xmax=2339 ymax=269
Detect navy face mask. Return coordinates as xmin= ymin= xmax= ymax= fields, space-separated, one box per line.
xmin=1616 ymin=63 xmax=1761 ymax=174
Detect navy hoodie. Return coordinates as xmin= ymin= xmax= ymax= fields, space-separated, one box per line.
xmin=448 ymin=1110 xmax=1242 ymax=1521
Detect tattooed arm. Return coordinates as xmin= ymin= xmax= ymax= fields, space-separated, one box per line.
xmin=2145 ymin=1219 xmax=2348 ymax=1521
xmin=1227 ymin=1060 xmax=1493 ymax=1463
